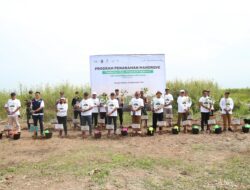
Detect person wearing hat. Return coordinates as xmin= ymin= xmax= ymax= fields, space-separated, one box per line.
xmin=24 ymin=90 xmax=33 ymax=129
xmin=106 ymin=92 xmax=119 ymax=136
xmin=31 ymin=92 xmax=45 ymax=137
xmin=219 ymin=92 xmax=234 ymax=132
xmin=91 ymin=92 xmax=100 ymax=128
xmin=71 ymin=91 xmax=82 ymax=129
xmin=129 ymin=91 xmax=144 ymax=135
xmin=177 ymin=90 xmax=188 ymax=128
xmin=199 ymin=90 xmax=211 ymax=131
xmin=151 ymin=91 xmax=165 ymax=132
xmin=4 ymin=92 xmax=21 ymax=133
xmin=164 ymin=88 xmax=174 ymax=127
xmin=115 ymin=89 xmax=124 ymax=127
xmin=56 ymin=97 xmax=68 ymax=137
xmin=79 ymin=92 xmax=94 ymax=137
xmin=55 ymin=91 xmax=68 ymax=106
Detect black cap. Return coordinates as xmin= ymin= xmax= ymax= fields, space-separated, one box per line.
xmin=10 ymin=92 xmax=16 ymax=96
xmin=115 ymin=89 xmax=119 ymax=92
xmin=110 ymin=92 xmax=115 ymax=96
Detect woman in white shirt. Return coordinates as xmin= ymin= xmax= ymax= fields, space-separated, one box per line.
xmin=56 ymin=97 xmax=68 ymax=137
xmin=219 ymin=92 xmax=234 ymax=132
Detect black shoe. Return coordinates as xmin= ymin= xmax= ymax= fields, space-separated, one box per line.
xmin=228 ymin=128 xmax=233 ymax=132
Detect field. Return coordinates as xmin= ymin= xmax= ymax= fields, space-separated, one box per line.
xmin=0 ymin=126 xmax=249 ymax=190
xmin=0 ymin=80 xmax=250 ymax=190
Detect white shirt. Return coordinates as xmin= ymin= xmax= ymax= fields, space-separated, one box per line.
xmin=164 ymin=94 xmax=174 ymax=109
xmin=177 ymin=96 xmax=188 ymax=113
xmin=56 ymin=103 xmax=68 ymax=117
xmin=220 ymin=97 xmax=234 ymax=114
xmin=129 ymin=98 xmax=144 ymax=116
xmin=152 ymin=97 xmax=164 ymax=113
xmin=80 ymin=98 xmax=94 ymax=116
xmin=5 ymin=99 xmax=21 ymax=116
xmin=91 ymin=98 xmax=100 ymax=113
xmin=107 ymin=99 xmax=119 ymax=117
xmin=199 ymin=96 xmax=210 ymax=113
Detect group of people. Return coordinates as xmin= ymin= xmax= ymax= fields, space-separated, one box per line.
xmin=3 ymin=88 xmax=235 ymax=138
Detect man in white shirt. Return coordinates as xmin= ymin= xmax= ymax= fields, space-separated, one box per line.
xmin=106 ymin=92 xmax=119 ymax=136
xmin=164 ymin=88 xmax=174 ymax=127
xmin=31 ymin=92 xmax=45 ymax=136
xmin=56 ymin=97 xmax=68 ymax=137
xmin=199 ymin=90 xmax=211 ymax=131
xmin=129 ymin=91 xmax=144 ymax=134
xmin=80 ymin=92 xmax=94 ymax=136
xmin=220 ymin=91 xmax=234 ymax=132
xmin=4 ymin=92 xmax=21 ymax=133
xmin=91 ymin=92 xmax=100 ymax=128
xmin=177 ymin=90 xmax=188 ymax=127
xmin=151 ymin=91 xmax=164 ymax=132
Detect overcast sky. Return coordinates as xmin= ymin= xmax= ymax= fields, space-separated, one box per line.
xmin=0 ymin=0 xmax=250 ymax=90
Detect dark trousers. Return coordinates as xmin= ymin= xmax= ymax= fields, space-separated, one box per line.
xmin=73 ymin=111 xmax=81 ymax=127
xmin=201 ymin=112 xmax=210 ymax=130
xmin=57 ymin=116 xmax=67 ymax=135
xmin=26 ymin=114 xmax=31 ymax=129
xmin=92 ymin=113 xmax=98 ymax=127
xmin=100 ymin=112 xmax=107 ymax=124
xmin=152 ymin=112 xmax=163 ymax=130
xmin=81 ymin=115 xmax=92 ymax=134
xmin=117 ymin=108 xmax=123 ymax=125
xmin=32 ymin=115 xmax=44 ymax=135
xmin=107 ymin=116 xmax=117 ymax=132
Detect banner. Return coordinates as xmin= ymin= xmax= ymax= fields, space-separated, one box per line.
xmin=90 ymin=54 xmax=166 ymax=96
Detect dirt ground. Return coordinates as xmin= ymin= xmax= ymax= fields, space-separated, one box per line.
xmin=0 ymin=122 xmax=250 ymax=190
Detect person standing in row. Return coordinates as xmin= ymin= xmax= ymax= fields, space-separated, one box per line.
xmin=4 ymin=92 xmax=21 ymax=133
xmin=106 ymin=92 xmax=119 ymax=136
xmin=31 ymin=92 xmax=45 ymax=137
xmin=91 ymin=92 xmax=100 ymax=129
xmin=80 ymin=92 xmax=94 ymax=136
xmin=115 ymin=89 xmax=124 ymax=127
xmin=151 ymin=91 xmax=165 ymax=132
xmin=24 ymin=90 xmax=33 ymax=129
xmin=129 ymin=91 xmax=144 ymax=134
xmin=207 ymin=90 xmax=215 ymax=116
xmin=99 ymin=92 xmax=108 ymax=126
xmin=140 ymin=91 xmax=148 ymax=127
xmin=199 ymin=90 xmax=211 ymax=132
xmin=177 ymin=90 xmax=188 ymax=127
xmin=164 ymin=88 xmax=174 ymax=127
xmin=56 ymin=97 xmax=68 ymax=137
xmin=220 ymin=92 xmax=234 ymax=132
xmin=71 ymin=91 xmax=82 ymax=129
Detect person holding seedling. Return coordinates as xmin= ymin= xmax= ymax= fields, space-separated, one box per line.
xmin=220 ymin=91 xmax=234 ymax=132
xmin=151 ymin=91 xmax=165 ymax=133
xmin=106 ymin=92 xmax=119 ymax=136
xmin=56 ymin=97 xmax=68 ymax=137
xmin=80 ymin=92 xmax=94 ymax=138
xmin=115 ymin=89 xmax=124 ymax=127
xmin=129 ymin=91 xmax=144 ymax=135
xmin=99 ymin=92 xmax=108 ymax=128
xmin=24 ymin=90 xmax=33 ymax=129
xmin=199 ymin=90 xmax=211 ymax=132
xmin=177 ymin=90 xmax=188 ymax=129
xmin=71 ymin=91 xmax=82 ymax=129
xmin=31 ymin=92 xmax=45 ymax=137
xmin=164 ymin=88 xmax=174 ymax=127
xmin=4 ymin=92 xmax=21 ymax=136
xmin=91 ymin=92 xmax=100 ymax=129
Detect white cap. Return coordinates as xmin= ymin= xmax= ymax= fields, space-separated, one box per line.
xmin=92 ymin=92 xmax=97 ymax=95
xmin=180 ymin=90 xmax=185 ymax=93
